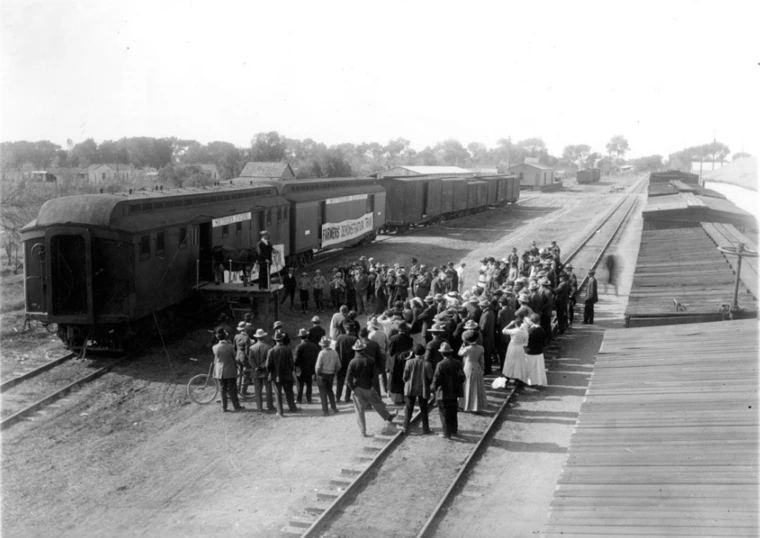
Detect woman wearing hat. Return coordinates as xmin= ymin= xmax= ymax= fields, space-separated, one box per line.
xmin=213 ymin=328 xmax=244 ymax=412
xmin=502 ymin=314 xmax=529 ymax=387
xmin=459 ymin=330 xmax=488 ymax=413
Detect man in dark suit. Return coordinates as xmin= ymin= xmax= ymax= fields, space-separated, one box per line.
xmin=266 ymin=330 xmax=299 ymax=416
xmin=431 ymin=342 xmax=465 ymax=439
xmin=583 ymin=269 xmax=598 ymax=324
xmin=281 ymin=266 xmax=297 ymax=308
xmin=294 ymin=328 xmax=320 ymax=404
xmin=335 ymin=327 xmax=358 ymax=402
xmin=257 ymin=231 xmax=274 ymax=289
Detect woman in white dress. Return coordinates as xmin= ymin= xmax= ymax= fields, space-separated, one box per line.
xmin=458 ymin=331 xmax=488 ymax=413
xmin=502 ymin=316 xmax=528 ymax=385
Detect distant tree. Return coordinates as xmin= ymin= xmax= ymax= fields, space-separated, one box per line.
xmin=632 ymin=154 xmax=663 ymax=172
xmin=250 ymin=131 xmax=287 ymax=162
xmin=605 ymin=135 xmax=630 ymax=159
xmin=415 ymin=146 xmax=438 ymax=166
xmin=562 ymin=144 xmax=591 ymax=169
xmin=467 ymin=142 xmax=489 ymax=165
xmin=322 ymin=147 xmax=353 ymax=177
xmin=206 ymin=141 xmax=242 ymax=179
xmin=516 ymin=137 xmax=546 ymax=157
xmin=732 ymin=151 xmax=752 ymax=160
xmin=384 ymin=138 xmax=412 ymax=167
xmin=70 ymin=138 xmax=98 ymax=168
xmin=433 ymin=139 xmax=469 ymax=166
xmin=585 ymin=152 xmax=601 ymax=169
xmin=704 ymin=141 xmax=730 ymax=163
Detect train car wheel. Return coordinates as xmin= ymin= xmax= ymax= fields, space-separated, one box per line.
xmin=187 ymin=374 xmax=219 ymax=404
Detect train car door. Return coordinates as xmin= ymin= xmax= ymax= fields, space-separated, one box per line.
xmin=198 ymin=221 xmax=213 ymax=281
xmin=421 ymin=182 xmax=430 ymax=217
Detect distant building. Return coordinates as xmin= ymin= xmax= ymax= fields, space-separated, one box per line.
xmin=375 ymin=165 xmax=474 ymax=179
xmin=87 ymin=163 xmax=135 ymax=184
xmin=509 ymin=162 xmax=555 ymax=188
xmin=196 ymin=163 xmax=220 ymax=181
xmin=240 ymin=162 xmax=295 ymax=180
xmin=469 ymin=167 xmax=499 ymax=176
xmin=29 ymin=171 xmax=57 ymax=182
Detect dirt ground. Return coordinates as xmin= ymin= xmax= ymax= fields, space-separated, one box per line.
xmin=1 ymin=176 xmax=642 ymax=537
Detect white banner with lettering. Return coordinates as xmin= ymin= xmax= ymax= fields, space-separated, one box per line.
xmin=212 ymin=212 xmax=251 ymax=228
xmin=321 ymin=212 xmax=374 ymax=248
xmin=326 ymin=194 xmax=367 ymax=204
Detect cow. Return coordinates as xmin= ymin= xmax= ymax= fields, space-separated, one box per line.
xmin=211 ymin=246 xmax=261 ymax=286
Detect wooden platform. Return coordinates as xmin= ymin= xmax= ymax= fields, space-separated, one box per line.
xmin=625 ymin=226 xmax=758 ymax=327
xmin=195 ymin=281 xmax=282 ymax=326
xmin=544 ymin=319 xmax=759 ymax=537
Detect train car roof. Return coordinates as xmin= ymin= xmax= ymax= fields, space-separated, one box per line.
xmin=283 ymin=183 xmax=385 ymax=203
xmin=642 ymin=193 xmax=756 ymax=228
xmin=25 ymin=183 xmax=285 ymax=232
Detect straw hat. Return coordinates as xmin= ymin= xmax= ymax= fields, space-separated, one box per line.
xmin=311 ymin=316 xmax=321 ymax=324
xmin=253 ymin=328 xmax=267 ymax=338
xmin=352 ymin=340 xmax=367 ymax=351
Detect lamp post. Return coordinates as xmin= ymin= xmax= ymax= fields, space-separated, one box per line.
xmin=717 ymin=242 xmax=758 ymax=309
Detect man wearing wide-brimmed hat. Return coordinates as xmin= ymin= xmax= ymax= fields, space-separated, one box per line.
xmin=315 ymin=336 xmax=340 ymax=415
xmin=257 ymin=230 xmax=274 ymax=290
xmin=312 ymin=269 xmax=327 ymax=313
xmin=565 ymin=264 xmax=578 ymax=326
xmin=295 ymin=328 xmax=320 ymax=404
xmin=387 ymin=321 xmax=413 ymax=404
xmin=266 ymin=330 xmax=299 ymax=416
xmin=583 ymin=269 xmax=598 ymax=324
xmin=346 ymin=339 xmax=398 ymax=437
xmin=539 ymin=277 xmax=555 ymax=338
xmin=247 ymin=328 xmax=273 ymax=411
xmin=431 ymin=342 xmax=465 ymax=439
xmin=554 ymin=272 xmax=570 ymax=334
xmin=368 ymin=318 xmax=390 ymax=395
xmin=213 ymin=328 xmax=244 ymax=413
xmin=424 ymin=323 xmax=447 ymax=370
xmin=307 ymin=316 xmax=325 ymax=346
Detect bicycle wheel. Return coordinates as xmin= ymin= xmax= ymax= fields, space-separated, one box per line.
xmin=187 ymin=374 xmax=219 ymax=405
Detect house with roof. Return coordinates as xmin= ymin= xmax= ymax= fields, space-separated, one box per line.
xmin=87 ymin=163 xmax=135 ymax=184
xmin=375 ymin=165 xmax=474 ymax=179
xmin=196 ymin=163 xmax=220 ymax=181
xmin=239 ymin=162 xmax=296 ymax=180
xmin=509 ymin=160 xmax=555 ymax=188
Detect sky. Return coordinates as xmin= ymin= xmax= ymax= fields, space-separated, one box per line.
xmin=0 ymin=0 xmax=758 ymax=159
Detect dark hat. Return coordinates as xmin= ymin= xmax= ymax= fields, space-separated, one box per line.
xmin=273 ymin=330 xmax=285 ymax=341
xmin=439 ymin=342 xmax=454 ymax=355
xmin=397 ymin=321 xmax=410 ymax=333
xmin=413 ymin=343 xmax=425 ymax=356
xmin=215 ymin=328 xmax=228 ymax=339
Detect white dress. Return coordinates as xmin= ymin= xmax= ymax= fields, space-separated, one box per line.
xmin=502 ymin=326 xmax=528 ymax=382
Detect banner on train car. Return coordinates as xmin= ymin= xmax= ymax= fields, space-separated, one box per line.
xmin=326 ymin=194 xmax=367 ymax=204
xmin=321 ymin=212 xmax=374 ymax=248
xmin=212 ymin=212 xmax=251 ymax=228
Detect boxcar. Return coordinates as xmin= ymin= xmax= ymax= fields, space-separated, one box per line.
xmin=22 ymin=183 xmax=288 ymax=350
xmin=276 ymin=177 xmax=385 ymax=265
xmin=441 ymin=176 xmax=470 ymax=218
xmin=377 ymin=176 xmax=443 ymax=232
xmin=505 ymin=174 xmax=519 ymax=202
xmin=466 ymin=180 xmax=488 ymax=212
xmin=576 ymin=169 xmax=601 ymax=184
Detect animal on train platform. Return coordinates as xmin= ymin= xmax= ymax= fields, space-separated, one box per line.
xmin=211 ymin=245 xmax=261 ymax=286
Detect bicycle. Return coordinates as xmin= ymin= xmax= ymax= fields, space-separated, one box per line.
xmin=187 ymin=361 xmax=219 ymax=405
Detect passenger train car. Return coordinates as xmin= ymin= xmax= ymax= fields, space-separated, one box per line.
xmin=23 ymin=172 xmax=516 ymax=350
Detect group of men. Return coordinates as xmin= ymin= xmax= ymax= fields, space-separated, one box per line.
xmin=211 ymin=238 xmax=600 ymax=438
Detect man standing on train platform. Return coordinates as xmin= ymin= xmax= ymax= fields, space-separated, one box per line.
xmin=294 ymin=328 xmax=320 ymax=404
xmin=401 ymin=343 xmax=434 ymax=435
xmin=479 ymin=298 xmax=497 ymax=373
xmin=550 ymin=240 xmax=562 ymax=266
xmin=354 ymin=266 xmax=369 ymax=315
xmin=312 ymin=269 xmax=327 ymax=313
xmin=308 ymin=316 xmax=326 ymax=346
xmin=247 ymin=328 xmax=274 ymax=412
xmin=329 ymin=305 xmax=348 ymax=343
xmin=553 ymin=273 xmax=570 ymax=334
xmin=297 ymin=271 xmax=312 ymax=314
xmin=281 ymin=266 xmax=297 ymax=308
xmin=565 ymin=264 xmax=578 ymax=326
xmin=539 ymin=277 xmax=555 ymax=339
xmin=335 ymin=326 xmax=359 ymax=402
xmin=583 ymin=269 xmax=598 ymax=324
xmin=368 ymin=318 xmax=390 ymax=395
xmin=346 ymin=340 xmax=399 ymax=438
xmin=266 ymin=330 xmax=299 ymax=416
xmin=257 ymin=231 xmax=274 ymax=290
xmin=456 ymin=262 xmax=466 ymax=293
xmin=359 ymin=327 xmax=384 ymax=395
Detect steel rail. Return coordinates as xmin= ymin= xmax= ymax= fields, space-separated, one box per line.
xmin=0 ymin=352 xmax=77 ymax=393
xmin=0 ymin=352 xmax=138 ymax=430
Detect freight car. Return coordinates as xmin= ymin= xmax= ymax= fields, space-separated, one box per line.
xmin=377 ymin=174 xmax=518 ymax=233
xmin=576 ymin=168 xmax=601 ymax=184
xmin=22 ymin=183 xmax=289 ymax=350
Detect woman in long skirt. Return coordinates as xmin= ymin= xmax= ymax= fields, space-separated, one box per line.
xmin=502 ymin=316 xmax=528 ymax=385
xmin=523 ymin=314 xmax=548 ymax=387
xmin=459 ymin=331 xmax=488 ymax=413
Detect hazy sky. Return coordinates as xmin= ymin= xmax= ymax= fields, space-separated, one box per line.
xmin=1 ymin=0 xmax=757 ymax=159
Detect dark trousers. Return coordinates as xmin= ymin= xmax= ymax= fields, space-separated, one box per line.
xmin=313 ymin=289 xmax=323 ymax=311
xmin=335 ymin=369 xmax=352 ymax=401
xmin=438 ymin=398 xmax=458 ymax=438
xmin=299 ymin=290 xmax=309 ymax=311
xmin=273 ymin=380 xmax=297 ymax=415
xmin=404 ymin=395 xmax=430 ymax=433
xmin=259 ymin=261 xmax=269 ymax=289
xmin=584 ymin=299 xmax=595 ymax=324
xmin=253 ymin=375 xmax=273 ymax=411
xmin=568 ymin=297 xmax=576 ymax=325
xmin=297 ymin=373 xmax=312 ymax=403
xmin=220 ymin=378 xmax=241 ymax=411
xmin=281 ymin=287 xmax=295 ymax=307
xmin=540 ymin=313 xmax=552 ymax=338
xmin=317 ymin=373 xmax=338 ymax=413
xmin=556 ymin=302 xmax=568 ymax=333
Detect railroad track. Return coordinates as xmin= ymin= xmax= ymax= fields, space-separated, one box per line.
xmin=0 ymin=351 xmax=138 ymax=430
xmin=277 ymin=177 xmax=647 ymax=537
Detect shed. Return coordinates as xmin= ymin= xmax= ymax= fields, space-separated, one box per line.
xmin=509 ymin=162 xmax=555 ymax=188
xmin=87 ymin=163 xmax=135 ymax=184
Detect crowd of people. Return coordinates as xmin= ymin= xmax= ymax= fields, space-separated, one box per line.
xmin=210 ymin=240 xmax=599 ymax=440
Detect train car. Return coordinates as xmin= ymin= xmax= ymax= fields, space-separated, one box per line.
xmin=276 ymin=177 xmax=386 ymax=265
xmin=441 ymin=176 xmax=469 ymax=218
xmin=22 ymin=183 xmax=289 ymax=350
xmin=505 ymin=174 xmax=520 ymax=203
xmin=377 ymin=176 xmax=443 ymax=233
xmin=480 ymin=176 xmax=500 ymax=205
xmin=576 ymin=169 xmax=601 ymax=184
xmin=466 ymin=180 xmax=488 ymax=213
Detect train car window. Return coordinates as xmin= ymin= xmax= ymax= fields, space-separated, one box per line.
xmin=154 ymin=202 xmax=164 ymax=209
xmin=140 ymin=235 xmax=150 ymax=260
xmin=236 ymin=221 xmax=242 ymax=234
xmin=222 ymin=224 xmax=229 ymax=238
xmin=266 ymin=210 xmax=272 ymax=226
xmin=130 ymin=204 xmax=142 ymax=214
xmin=143 ymin=203 xmax=153 ymax=211
xmin=184 ymin=199 xmax=193 ymax=206
xmin=156 ymin=231 xmax=166 ymax=256
xmin=179 ymin=227 xmax=188 ymax=249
